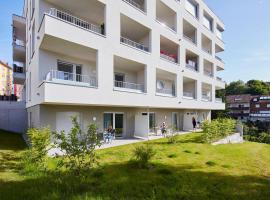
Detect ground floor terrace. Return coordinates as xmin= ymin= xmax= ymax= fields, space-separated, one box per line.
xmin=27 ymin=105 xmax=211 ymax=139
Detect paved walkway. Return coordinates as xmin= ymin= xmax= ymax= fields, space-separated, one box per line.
xmin=48 ymin=131 xmax=197 ymax=156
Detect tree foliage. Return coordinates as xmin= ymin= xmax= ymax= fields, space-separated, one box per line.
xmin=53 ymin=117 xmax=101 ymax=175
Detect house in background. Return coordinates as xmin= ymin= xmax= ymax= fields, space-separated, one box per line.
xmin=14 ymin=0 xmax=226 ymax=137
xmin=226 ymin=94 xmax=251 ymax=121
xmin=250 ymin=96 xmax=270 ymax=121
xmin=0 ymin=61 xmax=13 ymax=96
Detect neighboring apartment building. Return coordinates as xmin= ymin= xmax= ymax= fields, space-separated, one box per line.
xmin=250 ymin=96 xmax=270 ymax=121
xmin=13 ymin=0 xmax=225 ymax=137
xmin=226 ymin=94 xmax=251 ymax=121
xmin=0 ymin=61 xmax=13 ymax=96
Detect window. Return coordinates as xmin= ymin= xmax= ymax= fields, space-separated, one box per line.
xmin=267 ymin=104 xmax=270 ymax=108
xmin=57 ymin=60 xmax=82 ymax=81
xmin=114 ymin=73 xmax=125 ymax=87
xmin=255 ymin=104 xmax=260 ymax=108
xmin=203 ymin=14 xmax=213 ymax=31
xmin=185 ymin=0 xmax=198 ymax=18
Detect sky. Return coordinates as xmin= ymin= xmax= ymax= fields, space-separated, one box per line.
xmin=0 ymin=0 xmax=269 ymax=83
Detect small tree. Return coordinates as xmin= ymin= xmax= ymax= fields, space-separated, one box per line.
xmin=53 ymin=117 xmax=101 ymax=175
xmin=22 ymin=127 xmax=52 ymax=172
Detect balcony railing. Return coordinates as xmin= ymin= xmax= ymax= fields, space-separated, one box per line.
xmin=13 ymin=65 xmax=24 ymax=73
xmin=160 ymin=52 xmax=177 ymax=63
xmin=156 ymin=88 xmax=175 ymax=96
xmin=13 ymin=39 xmax=25 ymax=47
xmin=45 ymin=70 xmax=97 ymax=87
xmin=123 ymin=0 xmax=145 ymax=12
xmin=183 ymin=92 xmax=195 ymax=99
xmin=48 ymin=8 xmax=104 ymax=35
xmin=202 ymin=94 xmax=211 ymax=101
xmin=204 ymin=71 xmax=213 ymax=77
xmin=114 ymin=80 xmax=144 ymax=92
xmin=183 ymin=35 xmax=196 ymax=45
xmin=202 ymin=48 xmax=212 ymax=55
xmin=186 ymin=63 xmax=198 ymax=72
xmin=120 ymin=36 xmax=149 ymax=52
xmin=216 ymin=98 xmax=223 ymax=103
xmin=215 ymin=55 xmax=224 ymax=63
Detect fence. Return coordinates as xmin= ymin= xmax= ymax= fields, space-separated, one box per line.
xmin=0 ymin=101 xmax=27 ymax=134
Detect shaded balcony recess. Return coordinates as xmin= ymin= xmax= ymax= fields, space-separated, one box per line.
xmin=202 ymin=83 xmax=212 ymax=102
xmin=186 ymin=50 xmax=199 ymax=72
xmin=183 ymin=20 xmax=197 ymax=45
xmin=203 ymin=12 xmax=213 ymax=31
xmin=114 ymin=81 xmax=144 ymax=92
xmin=183 ymin=77 xmax=197 ymax=99
xmin=48 ymin=8 xmax=105 ymax=35
xmin=45 ymin=70 xmax=97 ymax=87
xmin=203 ymin=59 xmax=214 ymax=77
xmin=160 ymin=36 xmax=179 ymax=64
xmin=216 ymin=24 xmax=224 ymax=40
xmin=160 ymin=51 xmax=177 ymax=63
xmin=156 ymin=0 xmax=177 ymax=32
xmin=156 ymin=68 xmax=176 ymax=97
xmin=121 ymin=36 xmax=149 ymax=52
xmin=123 ymin=0 xmax=146 ymax=12
xmin=185 ymin=0 xmax=199 ymax=19
xmin=120 ymin=14 xmax=150 ymax=52
xmin=13 ymin=65 xmax=24 ymax=73
xmin=202 ymin=34 xmax=212 ymax=55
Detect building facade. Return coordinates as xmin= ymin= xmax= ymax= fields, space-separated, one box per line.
xmin=250 ymin=96 xmax=270 ymax=121
xmin=0 ymin=61 xmax=13 ymax=96
xmin=14 ymin=0 xmax=225 ymax=137
xmin=226 ymin=94 xmax=251 ymax=121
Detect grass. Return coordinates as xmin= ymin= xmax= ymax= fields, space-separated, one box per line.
xmin=0 ymin=130 xmax=270 ymax=199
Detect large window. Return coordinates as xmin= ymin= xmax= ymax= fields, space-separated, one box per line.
xmin=57 ymin=60 xmax=82 ymax=81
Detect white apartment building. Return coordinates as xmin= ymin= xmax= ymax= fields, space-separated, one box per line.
xmin=13 ymin=0 xmax=225 ymax=138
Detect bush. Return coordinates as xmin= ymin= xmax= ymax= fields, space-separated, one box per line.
xmin=243 ymin=121 xmax=270 ymax=144
xmin=22 ymin=128 xmax=52 ymax=172
xmin=167 ymin=135 xmax=178 ymax=144
xmin=133 ymin=143 xmax=156 ymax=168
xmin=202 ymin=118 xmax=236 ymax=143
xmin=53 ymin=117 xmax=101 ymax=175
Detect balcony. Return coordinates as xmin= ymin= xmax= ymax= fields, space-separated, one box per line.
xmin=215 ymin=98 xmax=223 ymax=103
xmin=114 ymin=56 xmax=146 ymax=93
xmin=186 ymin=50 xmax=199 ymax=72
xmin=203 ymin=12 xmax=213 ymax=32
xmin=202 ymin=83 xmax=212 ymax=102
xmin=216 ymin=24 xmax=224 ymax=41
xmin=156 ymin=68 xmax=176 ymax=97
xmin=156 ymin=0 xmax=177 ymax=32
xmin=123 ymin=0 xmax=146 ymax=13
xmin=160 ymin=36 xmax=179 ymax=64
xmin=48 ymin=8 xmax=105 ymax=36
xmin=203 ymin=59 xmax=214 ymax=78
xmin=121 ymin=14 xmax=150 ymax=52
xmin=45 ymin=70 xmax=97 ymax=87
xmin=183 ymin=19 xmax=197 ymax=45
xmin=185 ymin=0 xmax=199 ymax=19
xmin=215 ymin=44 xmax=225 ymax=63
xmin=183 ymin=77 xmax=197 ymax=99
xmin=13 ymin=63 xmax=25 ymax=85
xmin=201 ymin=34 xmax=212 ymax=55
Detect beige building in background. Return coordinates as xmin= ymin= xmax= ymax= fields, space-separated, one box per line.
xmin=14 ymin=0 xmax=226 ymax=137
xmin=0 ymin=61 xmax=13 ymax=96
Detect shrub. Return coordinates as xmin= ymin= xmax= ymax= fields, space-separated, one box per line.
xmin=53 ymin=117 xmax=101 ymax=175
xmin=22 ymin=127 xmax=52 ymax=172
xmin=183 ymin=150 xmax=192 ymax=153
xmin=202 ymin=118 xmax=236 ymax=143
xmin=206 ymin=161 xmax=217 ymax=166
xmin=167 ymin=135 xmax=178 ymax=144
xmin=133 ymin=143 xmax=156 ymax=168
xmin=167 ymin=153 xmax=177 ymax=158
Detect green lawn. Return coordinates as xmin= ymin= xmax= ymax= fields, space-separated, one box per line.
xmin=0 ymin=130 xmax=270 ymax=200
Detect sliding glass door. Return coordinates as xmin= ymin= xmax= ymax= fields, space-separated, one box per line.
xmin=103 ymin=113 xmax=124 ymax=137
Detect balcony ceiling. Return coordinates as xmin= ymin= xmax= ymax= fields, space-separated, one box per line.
xmin=156 ymin=68 xmax=175 ymax=80
xmin=114 ymin=56 xmax=145 ymax=72
xmin=183 ymin=77 xmax=196 ymax=83
xmin=160 ymin=36 xmax=178 ymax=52
xmin=183 ymin=20 xmax=196 ymax=34
xmin=12 ymin=15 xmax=26 ymax=41
xmin=121 ymin=15 xmax=149 ymax=41
xmin=156 ymin=0 xmax=176 ymax=21
xmin=46 ymin=0 xmax=105 ymax=25
xmin=40 ymin=35 xmax=97 ymax=63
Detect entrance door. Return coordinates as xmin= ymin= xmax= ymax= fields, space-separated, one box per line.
xmin=103 ymin=113 xmax=124 ymax=138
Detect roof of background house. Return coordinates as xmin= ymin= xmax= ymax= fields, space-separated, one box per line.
xmin=0 ymin=61 xmax=12 ymax=70
xmin=226 ymin=94 xmax=252 ymax=104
